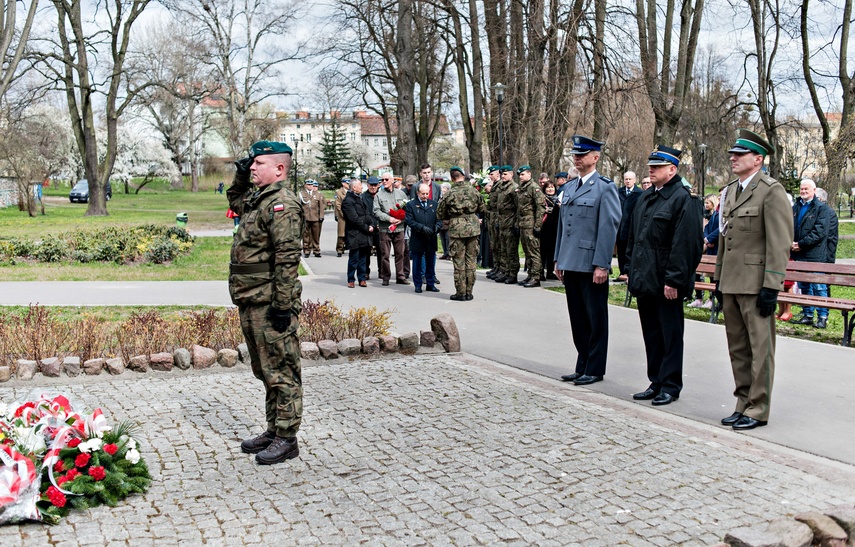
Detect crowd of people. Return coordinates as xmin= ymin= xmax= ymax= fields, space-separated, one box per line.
xmin=224 ymin=128 xmax=841 ymax=465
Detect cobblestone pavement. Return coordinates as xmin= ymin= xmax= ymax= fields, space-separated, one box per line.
xmin=1 ymin=354 xmax=853 ymax=546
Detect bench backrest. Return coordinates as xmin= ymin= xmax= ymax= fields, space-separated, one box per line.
xmin=696 ymin=255 xmax=855 ymax=288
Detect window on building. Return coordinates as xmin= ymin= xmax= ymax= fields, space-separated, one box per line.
xmin=350 ymin=133 xmax=356 ymax=140
xmin=290 ymin=134 xmax=295 ymax=141
xmin=363 ymin=138 xmax=369 ymax=145
xmin=382 ymin=138 xmax=387 ymax=146
xmin=296 ymin=124 xmax=301 ymax=129
xmin=374 ymin=138 xmax=379 ymax=146
xmin=280 ymin=134 xmax=287 ymax=142
xmin=374 ymin=153 xmax=379 ymax=160
xmin=382 ymin=153 xmax=388 ymax=161
xmin=300 ymin=135 xmax=304 ymax=141
xmin=306 ymin=134 xmax=311 ymax=142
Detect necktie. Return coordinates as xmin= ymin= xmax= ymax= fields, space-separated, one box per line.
xmin=736 ymin=183 xmax=743 ymax=198
xmin=421 ymin=201 xmax=427 ymax=208
xmin=577 ymin=178 xmax=583 ymax=191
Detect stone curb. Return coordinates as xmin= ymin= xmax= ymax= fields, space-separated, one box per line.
xmin=1 ymin=314 xmax=461 ymax=381
xmin=715 ymin=503 xmax=855 ymax=547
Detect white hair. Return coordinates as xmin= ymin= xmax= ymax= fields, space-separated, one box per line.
xmin=800 ymin=179 xmax=816 ymax=189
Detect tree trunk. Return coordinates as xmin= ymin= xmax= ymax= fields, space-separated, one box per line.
xmin=394 ymin=0 xmax=418 ymax=177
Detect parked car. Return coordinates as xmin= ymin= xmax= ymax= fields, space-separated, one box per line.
xmin=69 ymin=179 xmax=112 ymax=203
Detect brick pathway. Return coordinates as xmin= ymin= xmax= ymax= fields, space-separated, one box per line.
xmin=1 ymin=355 xmax=852 ymax=545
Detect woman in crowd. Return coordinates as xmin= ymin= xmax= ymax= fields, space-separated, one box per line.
xmin=688 ymin=194 xmax=719 ymax=309
xmin=540 ymin=181 xmax=560 ymax=280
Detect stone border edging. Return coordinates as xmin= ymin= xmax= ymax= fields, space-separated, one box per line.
xmin=0 ymin=314 xmax=461 ymax=382
xmin=711 ymin=504 xmax=855 ymax=546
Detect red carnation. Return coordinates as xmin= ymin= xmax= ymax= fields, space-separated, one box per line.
xmin=88 ymin=466 xmax=106 ymax=481
xmin=65 ymin=468 xmax=79 ymax=481
xmin=74 ymin=453 xmax=90 ymax=468
xmin=56 ymin=475 xmax=69 ymax=486
xmin=14 ymin=401 xmax=35 ymax=418
xmin=67 ymin=438 xmax=81 ymax=448
xmin=53 ymin=460 xmax=66 ymax=474
xmin=45 ymin=486 xmax=66 ymax=508
xmin=103 ymin=443 xmax=118 ymax=456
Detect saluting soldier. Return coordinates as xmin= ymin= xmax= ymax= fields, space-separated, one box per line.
xmin=555 ymin=136 xmax=621 ymax=386
xmin=299 ymin=179 xmax=325 ymax=257
xmin=437 ymin=167 xmax=486 ymax=301
xmin=715 ymin=129 xmax=792 ymax=430
xmin=516 ymin=165 xmax=546 ymax=287
xmin=228 ymin=140 xmax=304 ymax=465
xmin=494 ymin=165 xmax=520 ymax=284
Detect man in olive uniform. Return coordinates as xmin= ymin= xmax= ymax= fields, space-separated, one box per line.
xmin=516 ymin=165 xmax=546 ymax=287
xmin=485 ymin=165 xmax=503 ymax=279
xmin=227 ymin=140 xmax=304 ymax=465
xmin=495 ymin=165 xmax=520 ymax=284
xmin=299 ymin=179 xmax=325 ymax=257
xmin=437 ymin=167 xmax=486 ymax=301
xmin=715 ymin=129 xmax=792 ymax=430
xmin=334 ymin=178 xmax=349 ymax=256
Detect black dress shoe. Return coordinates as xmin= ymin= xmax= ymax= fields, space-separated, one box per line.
xmin=396 ymin=278 xmax=410 ymax=285
xmin=651 ymin=392 xmax=678 ymax=406
xmin=816 ymin=317 xmax=828 ymax=329
xmin=415 ymin=287 xmax=422 ymax=293
xmin=561 ymin=372 xmax=582 ymax=382
xmin=732 ymin=416 xmax=767 ymax=430
xmin=720 ymin=412 xmax=743 ymax=425
xmin=573 ymin=375 xmax=603 ymax=386
xmin=632 ymin=388 xmax=659 ymax=400
xmin=792 ymin=315 xmax=814 ymax=325
xmin=427 ymin=286 xmax=440 ymax=292
xmin=382 ymin=280 xmax=390 ymax=286
xmin=435 ymin=279 xmax=440 ymax=284
xmin=449 ymin=294 xmax=465 ymax=301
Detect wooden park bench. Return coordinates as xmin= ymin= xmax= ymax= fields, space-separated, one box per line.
xmin=624 ymin=255 xmax=855 ymax=346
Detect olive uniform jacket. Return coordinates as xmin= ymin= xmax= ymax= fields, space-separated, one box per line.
xmin=714 ymin=172 xmax=793 ymax=294
xmin=299 ymin=188 xmax=325 ymax=222
xmin=334 ymin=187 xmax=348 ymax=237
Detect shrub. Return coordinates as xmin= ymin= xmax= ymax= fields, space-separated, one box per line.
xmin=145 ymin=237 xmax=178 ymax=264
xmin=299 ymin=300 xmax=393 ymax=343
xmin=34 ymin=235 xmax=70 ymax=262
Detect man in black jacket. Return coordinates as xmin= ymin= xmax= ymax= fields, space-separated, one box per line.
xmin=342 ymin=179 xmax=374 ymax=287
xmin=405 ymin=183 xmax=443 ymax=293
xmin=361 ymin=177 xmax=382 ymax=280
xmin=791 ymin=179 xmax=831 ymax=328
xmin=616 ymin=171 xmax=644 ymax=280
xmin=626 ymin=145 xmax=703 ymax=406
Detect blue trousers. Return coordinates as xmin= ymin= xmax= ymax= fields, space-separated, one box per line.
xmin=797 ymin=282 xmax=828 ymax=318
xmin=411 ymin=251 xmax=437 ymax=288
xmin=347 ymin=246 xmax=369 ymax=283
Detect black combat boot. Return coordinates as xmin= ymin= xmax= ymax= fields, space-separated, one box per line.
xmin=494 ymin=273 xmax=508 ymax=283
xmin=450 ymin=294 xmax=465 ymax=301
xmin=240 ymin=430 xmax=276 ymax=454
xmin=504 ymin=275 xmax=518 ymax=284
xmin=255 ymin=436 xmax=299 ymax=465
xmin=523 ymin=278 xmax=541 ymax=288
xmin=486 ymin=269 xmax=496 ymax=279
xmin=517 ymin=275 xmax=531 ymax=286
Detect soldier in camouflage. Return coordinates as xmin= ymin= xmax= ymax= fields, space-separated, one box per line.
xmin=227 ymin=140 xmax=305 ymax=465
xmin=494 ymin=165 xmax=520 ymax=284
xmin=484 ymin=165 xmax=502 ymax=280
xmin=437 ymin=167 xmax=486 ymax=301
xmin=516 ymin=165 xmax=546 ymax=287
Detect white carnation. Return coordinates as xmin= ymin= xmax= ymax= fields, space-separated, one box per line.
xmin=125 ymin=448 xmax=140 ymax=464
xmin=78 ymin=438 xmax=103 ymax=453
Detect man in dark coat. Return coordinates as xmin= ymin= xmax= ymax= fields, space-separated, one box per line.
xmin=405 ymin=183 xmax=442 ymax=293
xmin=626 ymin=145 xmax=703 ymax=406
xmin=342 ymin=179 xmax=374 ymax=288
xmin=791 ymin=179 xmax=831 ymax=328
xmin=616 ymin=171 xmax=644 ymax=280
xmin=361 ymin=177 xmax=382 ymax=280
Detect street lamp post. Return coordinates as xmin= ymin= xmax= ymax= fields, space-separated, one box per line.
xmin=699 ymin=143 xmax=707 ymax=197
xmin=492 ymin=83 xmax=507 ymax=166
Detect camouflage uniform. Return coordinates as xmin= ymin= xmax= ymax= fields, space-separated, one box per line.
xmin=517 ymin=178 xmax=546 ymax=282
xmin=437 ymin=179 xmax=486 ymax=297
xmin=334 ymin=186 xmax=348 ymax=254
xmin=228 ymin=174 xmax=305 ymax=439
xmin=496 ymin=179 xmax=520 ymax=279
xmin=487 ymin=180 xmax=502 ymax=273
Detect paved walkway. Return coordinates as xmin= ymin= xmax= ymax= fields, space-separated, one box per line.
xmin=1 ymin=355 xmax=853 ymax=545
xmin=3 ymin=218 xmax=855 ymax=467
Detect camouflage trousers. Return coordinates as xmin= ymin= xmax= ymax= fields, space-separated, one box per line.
xmin=520 ymin=228 xmax=542 ymax=280
xmin=501 ymin=229 xmax=520 ymax=276
xmin=239 ymin=304 xmax=303 ymax=438
xmin=450 ymin=236 xmax=480 ymax=295
xmin=489 ymin=219 xmax=502 ymax=271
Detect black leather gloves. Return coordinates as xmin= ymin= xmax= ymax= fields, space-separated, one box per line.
xmin=533 ymin=228 xmax=541 ymax=237
xmin=757 ymin=288 xmax=779 ymax=318
xmin=713 ymin=281 xmax=724 ymax=313
xmin=234 ymin=156 xmax=253 ymax=176
xmin=267 ymin=307 xmax=292 ymax=333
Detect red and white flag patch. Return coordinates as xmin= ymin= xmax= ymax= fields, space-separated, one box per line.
xmin=273 ymin=203 xmax=285 ymax=212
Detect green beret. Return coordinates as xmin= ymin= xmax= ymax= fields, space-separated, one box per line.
xmin=249 ymin=140 xmax=293 ymax=158
xmin=449 ymin=166 xmax=464 ymax=176
xmin=517 ymin=165 xmax=531 ymax=174
xmin=500 ymin=165 xmax=514 ymax=173
xmin=487 ymin=165 xmax=500 ymax=173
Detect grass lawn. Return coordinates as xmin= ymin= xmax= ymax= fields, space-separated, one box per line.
xmin=546 ymin=282 xmax=855 ymax=347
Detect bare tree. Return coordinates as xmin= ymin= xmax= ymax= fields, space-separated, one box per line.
xmin=34 ymin=0 xmax=152 ymax=217
xmin=801 ymin=0 xmax=854 ymax=201
xmin=161 ymin=0 xmax=308 ymax=158
xmin=0 ymin=0 xmax=39 ymax=102
xmin=634 ymin=0 xmax=704 ymax=143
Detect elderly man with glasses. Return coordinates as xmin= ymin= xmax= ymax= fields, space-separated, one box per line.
xmin=372 ymin=173 xmax=411 ymax=285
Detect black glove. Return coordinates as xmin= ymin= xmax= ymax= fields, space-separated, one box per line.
xmin=234 ymin=156 xmax=253 ymax=176
xmin=267 ymin=307 xmax=292 ymax=333
xmin=757 ymin=288 xmax=779 ymax=318
xmin=533 ymin=228 xmax=541 ymax=237
xmin=511 ymin=226 xmax=520 ymax=237
xmin=713 ymin=281 xmax=724 ymax=313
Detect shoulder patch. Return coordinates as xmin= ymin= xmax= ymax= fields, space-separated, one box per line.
xmin=273 ymin=203 xmax=285 ymax=212
xmin=599 ymin=175 xmax=613 ymax=184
